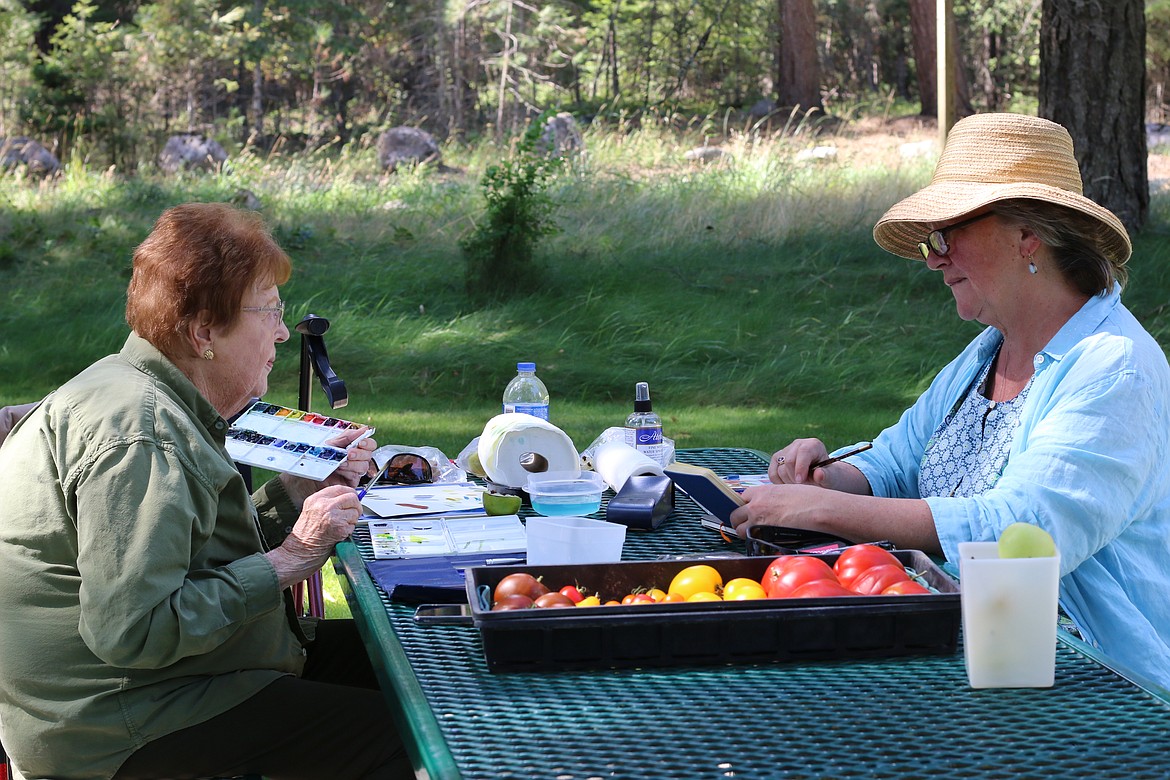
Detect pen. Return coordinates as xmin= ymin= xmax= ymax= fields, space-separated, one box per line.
xmin=810 ymin=442 xmax=873 ymax=470
xmin=357 ymin=456 xmax=395 ymax=501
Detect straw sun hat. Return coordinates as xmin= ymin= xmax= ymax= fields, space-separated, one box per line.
xmin=873 ymin=113 xmax=1132 ymax=265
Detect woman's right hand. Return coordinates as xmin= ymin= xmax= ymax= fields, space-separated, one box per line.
xmin=769 ymin=438 xmax=830 ymax=484
xmin=265 ymin=484 xmax=362 ymax=589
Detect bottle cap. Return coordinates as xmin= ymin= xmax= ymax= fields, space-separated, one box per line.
xmin=634 ymin=382 xmax=652 ymax=412
xmin=517 ymin=362 xmax=536 ymax=372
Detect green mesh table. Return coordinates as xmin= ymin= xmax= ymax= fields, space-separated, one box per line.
xmin=335 ymin=448 xmax=1170 ymax=779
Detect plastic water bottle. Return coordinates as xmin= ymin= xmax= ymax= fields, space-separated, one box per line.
xmin=624 ymin=382 xmax=664 ymax=464
xmin=502 ymin=362 xmax=550 ymax=420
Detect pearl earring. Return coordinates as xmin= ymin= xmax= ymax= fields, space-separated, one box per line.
xmin=1026 ymin=253 xmax=1037 ymax=275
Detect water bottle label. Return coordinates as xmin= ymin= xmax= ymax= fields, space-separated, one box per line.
xmin=503 ymin=403 xmax=549 ymax=420
xmin=634 ymin=427 xmax=663 ymax=446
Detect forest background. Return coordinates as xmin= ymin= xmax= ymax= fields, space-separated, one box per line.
xmin=3 ymin=0 xmax=1170 ymax=464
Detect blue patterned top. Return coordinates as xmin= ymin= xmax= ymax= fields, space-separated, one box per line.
xmin=919 ymin=345 xmax=1033 ymax=498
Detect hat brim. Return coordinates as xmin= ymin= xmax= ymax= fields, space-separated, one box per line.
xmin=872 ymin=181 xmax=1132 ymax=264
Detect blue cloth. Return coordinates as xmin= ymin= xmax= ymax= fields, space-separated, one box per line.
xmin=847 ymin=285 xmax=1170 ymax=690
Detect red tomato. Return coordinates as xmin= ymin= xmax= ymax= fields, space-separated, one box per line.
xmin=761 ymin=555 xmax=838 ymax=598
xmin=833 ymin=545 xmax=902 ymax=589
xmin=559 ymin=585 xmax=585 ymax=604
xmin=849 ymin=563 xmax=911 ymax=595
xmin=491 ymin=594 xmax=534 ymax=611
xmin=882 ymin=580 xmax=931 ymax=596
xmin=493 ymin=573 xmax=549 ymax=604
xmin=534 ymin=592 xmax=576 ymax=608
xmin=788 ymin=579 xmax=857 ymax=598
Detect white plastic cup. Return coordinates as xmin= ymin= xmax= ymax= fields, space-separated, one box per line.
xmin=958 ymin=541 xmax=1060 ymax=688
xmin=525 ymin=515 xmax=626 ymax=565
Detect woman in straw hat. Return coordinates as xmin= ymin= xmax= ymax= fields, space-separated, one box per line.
xmin=730 ymin=113 xmax=1170 ymax=687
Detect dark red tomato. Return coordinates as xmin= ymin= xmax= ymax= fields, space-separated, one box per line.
xmin=534 ymin=592 xmax=577 ymax=608
xmin=881 ymin=580 xmax=931 ymax=596
xmin=493 ymin=573 xmax=550 ymax=604
xmin=833 ymin=545 xmax=902 ymax=589
xmin=559 ymin=585 xmax=585 ymax=604
xmin=849 ymin=563 xmax=911 ymax=595
xmin=788 ymin=579 xmax=857 ymax=599
xmin=762 ymin=555 xmax=838 ymax=598
xmin=492 ymin=594 xmax=535 ymax=611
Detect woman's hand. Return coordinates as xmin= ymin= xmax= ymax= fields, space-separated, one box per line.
xmin=729 ymin=483 xmax=838 ymax=538
xmin=769 ymin=438 xmax=871 ymax=493
xmin=279 ymin=426 xmax=377 ymax=507
xmin=265 ymin=484 xmax=363 ymax=588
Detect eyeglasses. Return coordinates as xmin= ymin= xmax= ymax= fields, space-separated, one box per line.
xmin=917 ymin=212 xmax=995 ymax=261
xmin=371 ymin=453 xmax=434 ymax=486
xmin=242 ymin=300 xmax=285 ymax=321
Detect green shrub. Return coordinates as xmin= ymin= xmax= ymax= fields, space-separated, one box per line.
xmin=460 ymin=116 xmax=564 ymax=302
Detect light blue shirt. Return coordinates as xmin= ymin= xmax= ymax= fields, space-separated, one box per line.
xmin=847 ymin=285 xmax=1170 ymax=690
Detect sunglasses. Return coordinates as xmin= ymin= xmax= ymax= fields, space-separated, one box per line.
xmin=371 ymin=452 xmax=434 ymax=486
xmin=917 ymin=212 xmax=996 ymax=260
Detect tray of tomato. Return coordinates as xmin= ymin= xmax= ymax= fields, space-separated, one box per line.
xmin=462 ymin=546 xmax=959 ymax=672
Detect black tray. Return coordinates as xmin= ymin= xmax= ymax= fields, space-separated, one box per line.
xmin=464 ymin=551 xmax=959 ymax=672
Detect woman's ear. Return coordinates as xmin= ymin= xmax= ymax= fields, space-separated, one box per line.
xmin=185 ymin=310 xmax=215 ymax=358
xmin=1018 ymin=225 xmax=1043 ymax=259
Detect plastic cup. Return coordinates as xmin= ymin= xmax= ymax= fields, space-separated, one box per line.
xmin=525 ymin=515 xmax=626 ymax=565
xmin=958 ymin=541 xmax=1060 ymax=688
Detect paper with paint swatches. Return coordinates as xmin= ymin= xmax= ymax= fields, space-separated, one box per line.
xmin=225 ymin=401 xmax=370 ymax=481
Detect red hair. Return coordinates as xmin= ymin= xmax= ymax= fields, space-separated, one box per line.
xmin=126 ymin=203 xmax=291 ymax=357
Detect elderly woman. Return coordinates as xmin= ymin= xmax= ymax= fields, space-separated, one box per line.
xmin=0 ymin=203 xmax=409 ymax=779
xmin=730 ymin=113 xmax=1170 ymax=688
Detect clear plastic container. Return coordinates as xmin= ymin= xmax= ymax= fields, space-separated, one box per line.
xmin=525 ymin=471 xmax=605 ymax=516
xmin=502 ymin=362 xmax=549 ymax=420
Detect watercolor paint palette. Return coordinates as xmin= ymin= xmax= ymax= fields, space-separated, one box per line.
xmin=226 ymin=401 xmax=369 ymax=480
xmin=368 ymin=514 xmax=526 ymax=559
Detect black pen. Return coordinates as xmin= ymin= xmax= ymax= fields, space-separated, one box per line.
xmin=810 ymin=442 xmax=873 ymax=470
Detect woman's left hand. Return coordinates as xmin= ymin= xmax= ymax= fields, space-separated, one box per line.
xmin=279 ymin=427 xmax=377 ymax=506
xmin=320 ymin=427 xmax=378 ymax=488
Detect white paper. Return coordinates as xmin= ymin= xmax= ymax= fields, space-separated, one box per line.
xmin=592 ymin=440 xmax=665 ymax=492
xmin=360 ymin=482 xmax=488 ymax=518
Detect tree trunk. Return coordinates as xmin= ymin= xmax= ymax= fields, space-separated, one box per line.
xmin=1040 ymin=0 xmax=1147 ymax=232
xmin=776 ymin=0 xmax=821 ymax=112
xmin=907 ymin=0 xmax=971 ymax=118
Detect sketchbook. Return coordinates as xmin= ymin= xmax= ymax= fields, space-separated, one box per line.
xmin=664 ymin=461 xmax=747 ymax=525
xmin=360 ymin=482 xmax=488 ymax=519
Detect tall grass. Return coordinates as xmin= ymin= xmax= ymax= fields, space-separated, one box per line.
xmin=3 ymin=119 xmax=1168 ymax=461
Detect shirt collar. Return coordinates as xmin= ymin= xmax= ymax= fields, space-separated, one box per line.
xmin=1039 ymin=283 xmax=1122 ymax=362
xmin=120 ymin=332 xmax=229 ymax=434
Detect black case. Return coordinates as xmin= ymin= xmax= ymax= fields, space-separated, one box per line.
xmin=605 ymin=475 xmax=674 ymax=530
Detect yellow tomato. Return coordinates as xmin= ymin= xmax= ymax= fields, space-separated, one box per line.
xmin=687 ymin=591 xmax=722 ymax=602
xmin=647 ymin=587 xmax=667 ymax=603
xmin=668 ymin=564 xmax=724 ymax=599
xmin=723 ymin=578 xmax=768 ymax=601
xmin=576 ymin=596 xmax=601 ymax=607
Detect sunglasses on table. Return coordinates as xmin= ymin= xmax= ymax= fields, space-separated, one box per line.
xmin=917 ymin=212 xmax=996 ymax=260
xmin=370 ymin=452 xmax=434 ymax=486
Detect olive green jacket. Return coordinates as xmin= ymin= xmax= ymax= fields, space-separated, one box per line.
xmin=0 ymin=333 xmax=306 ymax=779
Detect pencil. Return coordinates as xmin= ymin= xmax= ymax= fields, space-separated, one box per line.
xmin=810 ymin=442 xmax=873 ymax=470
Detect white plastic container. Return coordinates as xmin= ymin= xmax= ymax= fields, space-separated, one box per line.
xmin=526 ymin=515 xmax=626 ymax=565
xmin=959 ymin=541 xmax=1060 ymax=688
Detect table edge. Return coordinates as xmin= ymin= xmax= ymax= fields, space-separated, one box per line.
xmin=334 ymin=540 xmax=462 ymax=780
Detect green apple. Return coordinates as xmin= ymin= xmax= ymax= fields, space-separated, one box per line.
xmin=482 ymin=491 xmax=522 ymax=516
xmin=997 ymin=522 xmax=1057 ymax=559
